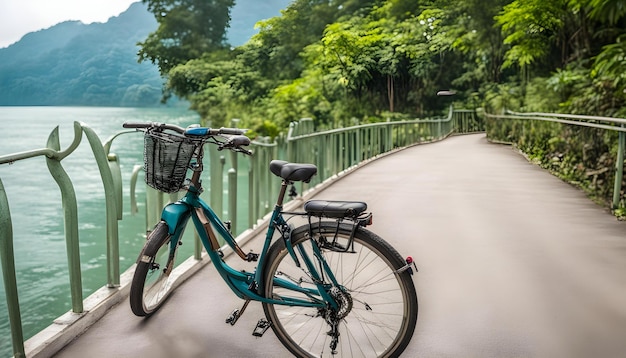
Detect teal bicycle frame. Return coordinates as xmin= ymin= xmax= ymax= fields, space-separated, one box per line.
xmin=160 ymin=176 xmax=340 ymax=310
xmin=124 ymin=122 xmax=418 ymax=357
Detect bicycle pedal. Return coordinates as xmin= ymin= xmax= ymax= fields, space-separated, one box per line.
xmin=252 ymin=318 xmax=271 ymax=337
xmin=225 ymin=309 xmax=240 ymax=325
xmin=226 ymin=300 xmax=251 ymax=326
xmin=246 ymin=251 xmax=259 ymax=262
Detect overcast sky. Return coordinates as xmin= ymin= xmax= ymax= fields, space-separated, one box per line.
xmin=0 ymin=0 xmax=138 ymax=48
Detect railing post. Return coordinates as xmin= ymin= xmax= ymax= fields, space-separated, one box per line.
xmin=355 ymin=129 xmax=361 ymax=166
xmin=45 ymin=126 xmax=84 ymax=313
xmin=228 ymin=168 xmax=237 ymax=235
xmin=0 ymin=178 xmax=26 ymax=358
xmin=82 ymin=124 xmax=121 ymax=287
xmin=130 ymin=165 xmax=141 ymax=215
xmin=210 ymin=148 xmax=225 ymax=218
xmin=227 ymin=119 xmax=240 ymax=233
xmin=613 ymin=128 xmax=625 ymax=209
xmin=438 ymin=116 xmax=442 ymax=138
xmin=248 ymin=154 xmax=255 ymax=228
xmin=145 ymin=187 xmax=159 ymax=233
xmin=108 ymin=154 xmax=123 ymax=220
xmin=287 ymin=122 xmax=296 ymax=162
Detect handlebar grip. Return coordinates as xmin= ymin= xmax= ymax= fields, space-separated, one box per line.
xmin=122 ymin=122 xmax=153 ymax=129
xmin=219 ymin=127 xmax=246 ymax=135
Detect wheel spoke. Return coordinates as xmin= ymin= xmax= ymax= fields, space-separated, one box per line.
xmin=263 ymin=222 xmax=417 ymax=357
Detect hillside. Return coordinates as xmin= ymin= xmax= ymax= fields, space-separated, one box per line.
xmin=0 ymin=1 xmax=291 ymax=107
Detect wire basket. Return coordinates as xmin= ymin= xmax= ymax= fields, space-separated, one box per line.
xmin=143 ymin=131 xmax=197 ymax=193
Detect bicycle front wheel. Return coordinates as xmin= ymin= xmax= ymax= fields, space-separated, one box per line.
xmin=129 ymin=221 xmax=178 ymax=316
xmin=262 ymin=222 xmax=418 ymax=358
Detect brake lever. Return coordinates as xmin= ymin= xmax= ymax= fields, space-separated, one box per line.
xmin=217 ymin=135 xmax=251 ymax=155
xmin=216 ymin=143 xmax=252 ymax=156
xmin=238 ymin=147 xmax=253 ymax=156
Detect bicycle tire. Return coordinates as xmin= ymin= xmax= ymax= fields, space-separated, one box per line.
xmin=262 ymin=222 xmax=418 ymax=358
xmin=129 ymin=221 xmax=178 ymax=316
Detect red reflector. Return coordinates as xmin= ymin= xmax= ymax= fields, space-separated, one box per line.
xmin=406 ymin=256 xmax=413 ymax=264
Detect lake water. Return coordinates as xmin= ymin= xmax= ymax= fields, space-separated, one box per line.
xmin=0 ymin=107 xmax=206 ymax=356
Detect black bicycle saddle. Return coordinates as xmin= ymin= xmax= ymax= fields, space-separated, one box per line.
xmin=270 ymin=160 xmax=317 ymax=183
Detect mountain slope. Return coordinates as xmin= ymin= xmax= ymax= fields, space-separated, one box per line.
xmin=0 ymin=0 xmax=292 ymax=107
xmin=0 ymin=2 xmax=160 ymax=106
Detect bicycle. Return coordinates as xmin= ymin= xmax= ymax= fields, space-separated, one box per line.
xmin=122 ymin=121 xmax=418 ymax=357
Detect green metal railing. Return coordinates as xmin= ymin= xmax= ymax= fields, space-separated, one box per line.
xmin=484 ymin=109 xmax=626 ymax=209
xmin=0 ymin=122 xmax=131 ymax=357
xmin=237 ymin=107 xmax=484 ymax=234
xmin=0 ymin=109 xmax=482 ymax=357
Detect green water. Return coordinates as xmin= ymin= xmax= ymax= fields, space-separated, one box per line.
xmin=0 ymin=107 xmax=213 ymax=356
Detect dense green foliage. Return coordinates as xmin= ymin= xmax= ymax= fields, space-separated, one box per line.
xmin=481 ymin=0 xmax=626 ymax=211
xmin=138 ymin=0 xmax=626 ymax=211
xmin=140 ymin=0 xmax=626 ymax=135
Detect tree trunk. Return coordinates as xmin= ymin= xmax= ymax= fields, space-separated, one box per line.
xmin=387 ymin=75 xmax=394 ymax=112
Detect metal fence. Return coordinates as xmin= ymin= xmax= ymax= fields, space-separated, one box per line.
xmin=484 ymin=109 xmax=626 ymax=209
xmin=0 ymin=108 xmax=482 ymax=357
xmin=0 ymin=122 xmax=128 ymax=358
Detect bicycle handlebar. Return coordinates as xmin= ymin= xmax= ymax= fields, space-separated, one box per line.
xmin=123 ymin=121 xmax=185 ymax=133
xmin=122 ymin=121 xmax=252 ymax=155
xmin=122 ymin=121 xmax=246 ymax=136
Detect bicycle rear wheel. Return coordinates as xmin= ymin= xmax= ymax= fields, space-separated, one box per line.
xmin=129 ymin=221 xmax=178 ymax=316
xmin=262 ymin=222 xmax=418 ymax=358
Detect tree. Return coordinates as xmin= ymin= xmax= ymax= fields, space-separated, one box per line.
xmin=249 ymin=0 xmax=378 ymax=81
xmin=138 ymin=0 xmax=235 ymax=75
xmin=132 ymin=0 xmax=626 ymax=128
xmin=496 ymin=0 xmax=567 ymax=70
xmin=588 ymin=0 xmax=626 ymax=90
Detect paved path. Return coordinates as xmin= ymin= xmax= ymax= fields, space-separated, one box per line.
xmin=57 ymin=134 xmax=626 ymax=357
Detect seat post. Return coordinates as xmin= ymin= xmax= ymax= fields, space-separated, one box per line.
xmin=276 ymin=180 xmax=290 ymax=207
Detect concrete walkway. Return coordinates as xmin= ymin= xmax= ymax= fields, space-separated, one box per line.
xmin=56 ymin=134 xmax=626 ymax=357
